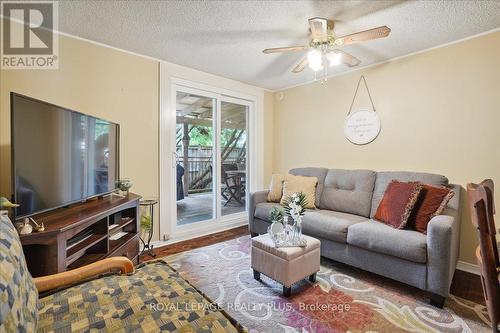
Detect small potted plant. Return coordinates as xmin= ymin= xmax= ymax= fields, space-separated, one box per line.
xmin=117 ymin=179 xmax=133 ymax=196
xmin=268 ymin=206 xmax=285 ymax=243
xmin=269 ymin=206 xmax=284 ymax=224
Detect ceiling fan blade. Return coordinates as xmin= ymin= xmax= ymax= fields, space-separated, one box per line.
xmin=262 ymin=46 xmax=308 ymax=54
xmin=292 ymin=57 xmax=309 ymax=73
xmin=335 ymin=50 xmax=361 ymax=67
xmin=327 ymin=19 xmax=335 ymax=31
xmin=309 ymin=17 xmax=328 ymax=42
xmin=335 ymin=26 xmax=391 ymax=46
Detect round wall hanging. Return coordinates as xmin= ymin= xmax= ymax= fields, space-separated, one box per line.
xmin=344 ymin=108 xmax=381 ymax=145
xmin=345 ymin=75 xmax=381 ymax=145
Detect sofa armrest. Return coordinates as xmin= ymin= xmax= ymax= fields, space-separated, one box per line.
xmin=426 ymin=214 xmax=460 ymax=297
xmin=248 ymin=190 xmax=269 ymax=233
xmin=34 ymin=257 xmax=134 ymax=293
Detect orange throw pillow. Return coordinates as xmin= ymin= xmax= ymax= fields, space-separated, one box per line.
xmin=407 ymin=184 xmax=454 ymax=234
xmin=374 ymin=181 xmax=423 ymax=229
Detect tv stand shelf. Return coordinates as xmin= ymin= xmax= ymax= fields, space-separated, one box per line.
xmin=19 ymin=193 xmax=141 ymax=277
xmin=66 ymin=233 xmax=107 ymax=266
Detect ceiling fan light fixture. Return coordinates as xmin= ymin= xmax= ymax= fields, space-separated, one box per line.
xmin=261 ymin=17 xmax=390 ymax=76
xmin=327 ymin=52 xmax=342 ymax=66
xmin=307 ymin=49 xmax=323 ymax=71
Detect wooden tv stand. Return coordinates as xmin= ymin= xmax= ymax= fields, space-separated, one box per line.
xmin=19 ymin=193 xmax=141 ymax=277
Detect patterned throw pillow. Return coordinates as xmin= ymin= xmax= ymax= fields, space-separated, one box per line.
xmin=267 ymin=174 xmax=286 ymax=202
xmin=407 ymin=184 xmax=455 ymax=233
xmin=0 ymin=212 xmax=39 ymax=332
xmin=280 ymin=174 xmax=318 ymax=209
xmin=374 ymin=181 xmax=423 ymax=229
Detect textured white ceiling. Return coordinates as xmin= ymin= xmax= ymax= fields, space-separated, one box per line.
xmin=57 ymin=0 xmax=500 ymax=90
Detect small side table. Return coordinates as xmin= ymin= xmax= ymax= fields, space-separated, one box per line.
xmin=139 ymin=199 xmax=158 ymax=258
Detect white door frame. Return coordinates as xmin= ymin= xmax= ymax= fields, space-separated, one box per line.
xmin=164 ymin=78 xmax=257 ymax=240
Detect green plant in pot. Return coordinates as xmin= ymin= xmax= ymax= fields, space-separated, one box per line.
xmin=269 ymin=206 xmax=284 ymax=223
xmin=268 ymin=206 xmax=285 ymax=243
xmin=141 ymin=215 xmax=152 ymax=231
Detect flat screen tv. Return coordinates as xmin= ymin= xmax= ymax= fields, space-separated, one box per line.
xmin=11 ymin=93 xmax=119 ymax=219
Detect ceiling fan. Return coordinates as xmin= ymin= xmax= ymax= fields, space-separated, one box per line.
xmin=262 ymin=17 xmax=391 ymax=74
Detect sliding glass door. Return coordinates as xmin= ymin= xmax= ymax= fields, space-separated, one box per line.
xmin=175 ymin=90 xmax=216 ymax=225
xmin=174 ymin=87 xmax=250 ymax=227
xmin=220 ymin=99 xmax=248 ymax=216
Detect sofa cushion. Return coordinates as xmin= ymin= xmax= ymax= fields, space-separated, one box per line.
xmin=267 ymin=173 xmax=286 ymax=202
xmin=281 ymin=174 xmax=318 ymax=209
xmin=319 ymin=169 xmax=376 ymax=217
xmin=255 ymin=202 xmax=282 ymax=222
xmin=252 ymin=233 xmax=320 ymax=261
xmin=374 ymin=181 xmax=423 ymax=229
xmin=302 ymin=210 xmax=368 ymax=243
xmin=37 ymin=260 xmax=239 ymax=333
xmin=0 ymin=212 xmax=38 ymax=333
xmin=370 ymin=171 xmax=448 ymax=218
xmin=289 ymin=168 xmax=328 ymax=207
xmin=347 ymin=220 xmax=428 ymax=263
xmin=408 ymin=184 xmax=455 ymax=234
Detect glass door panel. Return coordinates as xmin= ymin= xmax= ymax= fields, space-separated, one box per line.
xmin=175 ymin=91 xmax=216 ymax=225
xmin=220 ymin=100 xmax=248 ymax=216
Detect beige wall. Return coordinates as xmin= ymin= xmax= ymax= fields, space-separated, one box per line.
xmin=0 ymin=33 xmax=160 ymax=227
xmin=1 ymin=27 xmax=270 ymax=242
xmin=272 ymin=31 xmax=500 ymax=264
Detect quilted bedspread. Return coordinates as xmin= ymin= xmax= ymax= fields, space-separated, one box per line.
xmin=37 ymin=260 xmax=241 ymax=333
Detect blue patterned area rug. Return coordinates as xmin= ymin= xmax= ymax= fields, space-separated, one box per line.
xmin=165 ymin=235 xmax=490 ymax=333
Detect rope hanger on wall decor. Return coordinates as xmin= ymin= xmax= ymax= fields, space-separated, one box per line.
xmin=347 ymin=75 xmax=376 ymax=115
xmin=344 ymin=75 xmax=381 ymax=145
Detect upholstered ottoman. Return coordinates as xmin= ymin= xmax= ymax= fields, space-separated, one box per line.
xmin=251 ymin=234 xmax=321 ymax=297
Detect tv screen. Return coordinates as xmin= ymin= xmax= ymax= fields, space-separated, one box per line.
xmin=11 ymin=93 xmax=119 ymax=218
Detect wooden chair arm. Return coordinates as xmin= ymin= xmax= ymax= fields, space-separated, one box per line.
xmin=476 ymin=246 xmax=482 ymax=266
xmin=34 ymin=257 xmax=134 ymax=293
xmin=476 ymin=245 xmax=500 ymax=274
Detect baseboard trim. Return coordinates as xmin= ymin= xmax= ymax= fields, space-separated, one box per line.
xmin=456 ymin=260 xmax=480 ymax=275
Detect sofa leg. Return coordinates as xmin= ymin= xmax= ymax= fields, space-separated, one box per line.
xmin=253 ymin=269 xmax=261 ymax=281
xmin=250 ymin=232 xmax=259 ymax=238
xmin=430 ymin=293 xmax=445 ymax=308
xmin=283 ymin=286 xmax=291 ymax=297
xmin=309 ymin=273 xmax=317 ymax=283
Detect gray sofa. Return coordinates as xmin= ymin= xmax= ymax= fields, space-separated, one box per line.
xmin=249 ymin=168 xmax=461 ymax=307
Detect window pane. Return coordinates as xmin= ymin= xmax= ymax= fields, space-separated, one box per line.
xmin=176 ymin=92 xmax=215 ymax=225
xmin=220 ymin=101 xmax=248 ymax=216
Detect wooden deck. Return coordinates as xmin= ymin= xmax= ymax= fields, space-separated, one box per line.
xmin=177 ymin=192 xmax=246 ymax=225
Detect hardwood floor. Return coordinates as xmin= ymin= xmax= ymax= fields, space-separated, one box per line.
xmin=451 ymin=269 xmax=485 ymax=305
xmin=140 ymin=225 xmax=249 ymax=260
xmin=140 ymin=226 xmax=485 ymax=305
